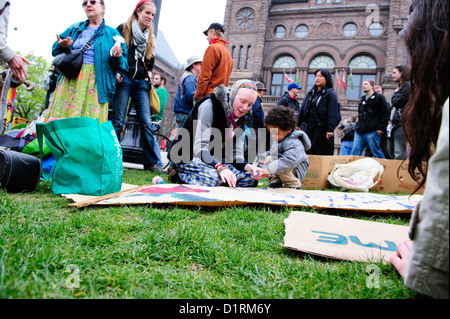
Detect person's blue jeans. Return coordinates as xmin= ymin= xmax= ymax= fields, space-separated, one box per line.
xmin=340 ymin=141 xmax=354 ymax=155
xmin=351 ymin=131 xmax=385 ymax=159
xmin=112 ymin=74 xmax=163 ymax=168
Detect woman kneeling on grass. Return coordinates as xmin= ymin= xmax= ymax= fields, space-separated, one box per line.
xmin=168 ymin=80 xmax=265 ymax=187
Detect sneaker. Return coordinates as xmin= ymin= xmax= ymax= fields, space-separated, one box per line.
xmin=146 ymin=164 xmax=167 ymax=174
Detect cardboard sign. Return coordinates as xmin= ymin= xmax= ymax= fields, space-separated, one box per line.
xmin=283 ymin=211 xmax=409 ymax=262
xmin=64 ymin=183 xmax=422 ymax=213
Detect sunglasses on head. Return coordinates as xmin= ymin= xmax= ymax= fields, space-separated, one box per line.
xmin=82 ymin=0 xmax=100 ymax=7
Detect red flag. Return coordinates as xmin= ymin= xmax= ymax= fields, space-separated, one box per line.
xmin=336 ymin=72 xmax=341 ymax=88
xmin=284 ymin=72 xmax=294 ymax=84
xmin=343 ymin=76 xmax=346 ymax=90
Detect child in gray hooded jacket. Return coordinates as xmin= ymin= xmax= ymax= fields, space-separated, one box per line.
xmin=257 ymin=105 xmax=311 ymax=189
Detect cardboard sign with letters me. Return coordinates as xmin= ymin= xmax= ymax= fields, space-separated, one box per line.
xmin=283 ymin=211 xmax=409 ymax=263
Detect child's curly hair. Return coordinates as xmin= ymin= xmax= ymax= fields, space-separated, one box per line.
xmin=264 ymin=105 xmax=297 ymax=131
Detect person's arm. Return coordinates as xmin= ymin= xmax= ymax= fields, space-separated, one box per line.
xmin=0 ymin=2 xmax=15 ymax=63
xmin=107 ymin=27 xmax=128 ymax=73
xmin=52 ymin=23 xmax=83 ymax=57
xmin=0 ymin=5 xmax=31 ymax=81
xmin=326 ymin=90 xmax=340 ymax=133
xmin=297 ymin=96 xmax=308 ymax=128
xmin=266 ymin=139 xmax=304 ymax=175
xmin=183 ymin=75 xmax=197 ymax=109
xmin=376 ymin=95 xmax=390 ymax=135
xmin=404 ymin=99 xmax=449 ymax=298
xmin=232 ymin=129 xmax=248 ymax=171
xmin=194 ymin=46 xmax=217 ymax=100
xmin=193 ymin=100 xmax=220 ymax=168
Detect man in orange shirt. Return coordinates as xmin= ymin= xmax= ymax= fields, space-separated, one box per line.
xmin=194 ymin=23 xmax=233 ymax=102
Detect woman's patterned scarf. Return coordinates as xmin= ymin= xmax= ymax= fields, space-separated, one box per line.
xmin=132 ymin=19 xmax=149 ymax=62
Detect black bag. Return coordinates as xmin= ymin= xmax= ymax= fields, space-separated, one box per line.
xmin=52 ymin=49 xmax=84 ymax=79
xmin=53 ymin=24 xmax=105 ymax=79
xmin=0 ymin=150 xmax=41 ymax=193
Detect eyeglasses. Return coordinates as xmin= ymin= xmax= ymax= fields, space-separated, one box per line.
xmin=82 ymin=0 xmax=99 ymax=7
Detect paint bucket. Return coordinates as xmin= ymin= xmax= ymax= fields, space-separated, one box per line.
xmin=0 ymin=149 xmax=41 ymax=193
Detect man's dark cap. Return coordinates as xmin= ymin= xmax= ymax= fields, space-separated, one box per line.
xmin=203 ymin=23 xmax=226 ymax=36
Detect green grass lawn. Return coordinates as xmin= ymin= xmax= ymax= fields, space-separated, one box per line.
xmin=0 ymin=168 xmax=416 ymax=299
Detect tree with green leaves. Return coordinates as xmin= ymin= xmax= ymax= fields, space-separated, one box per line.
xmin=12 ymin=52 xmax=51 ymax=121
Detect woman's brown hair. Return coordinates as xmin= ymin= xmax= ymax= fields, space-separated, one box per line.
xmin=402 ymin=0 xmax=449 ymax=193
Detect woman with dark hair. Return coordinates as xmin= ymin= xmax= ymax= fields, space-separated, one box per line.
xmin=297 ymin=68 xmax=340 ymax=155
xmin=389 ymin=0 xmax=448 ymax=299
xmin=387 ymin=64 xmax=411 ymax=160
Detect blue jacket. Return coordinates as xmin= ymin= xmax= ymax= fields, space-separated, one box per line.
xmin=251 ymin=95 xmax=265 ymax=129
xmin=174 ymin=71 xmax=198 ymax=115
xmin=52 ymin=19 xmax=129 ymax=104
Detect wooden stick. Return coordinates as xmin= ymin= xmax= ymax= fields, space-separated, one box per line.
xmin=68 ymin=184 xmax=152 ymax=208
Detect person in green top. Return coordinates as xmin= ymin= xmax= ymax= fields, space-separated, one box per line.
xmin=152 ymin=73 xmax=168 ymax=122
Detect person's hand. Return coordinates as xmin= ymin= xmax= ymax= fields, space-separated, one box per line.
xmin=377 ymin=130 xmax=384 ymax=136
xmin=111 ymin=43 xmax=123 ymax=58
xmin=116 ymin=73 xmax=123 ymax=84
xmin=326 ymin=132 xmax=334 ymax=140
xmin=245 ymin=164 xmax=267 ymax=180
xmin=389 ymin=240 xmax=413 ymax=279
xmin=254 ymin=167 xmax=270 ymax=179
xmin=8 ymin=55 xmax=31 ymax=81
xmin=218 ymin=167 xmax=237 ymax=188
xmin=56 ymin=34 xmax=73 ymax=49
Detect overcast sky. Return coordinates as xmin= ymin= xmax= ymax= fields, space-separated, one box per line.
xmin=7 ymin=0 xmax=227 ymax=65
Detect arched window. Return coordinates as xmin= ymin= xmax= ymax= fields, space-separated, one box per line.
xmin=271 ymin=55 xmax=297 ymax=96
xmin=273 ymin=55 xmax=297 ymax=69
xmin=349 ymin=55 xmax=377 ymax=69
xmin=309 ymin=55 xmax=336 ymax=69
xmin=346 ymin=55 xmax=377 ymax=100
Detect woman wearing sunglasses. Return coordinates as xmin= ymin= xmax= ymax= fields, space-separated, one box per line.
xmin=111 ymin=0 xmax=166 ymax=173
xmin=47 ymin=0 xmax=128 ymax=123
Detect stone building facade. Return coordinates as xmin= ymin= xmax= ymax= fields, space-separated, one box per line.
xmin=223 ymin=0 xmax=410 ymax=113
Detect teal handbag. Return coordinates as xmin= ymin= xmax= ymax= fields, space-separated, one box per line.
xmin=37 ymin=117 xmax=123 ymax=196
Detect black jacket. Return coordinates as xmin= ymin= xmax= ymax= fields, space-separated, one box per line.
xmin=117 ymin=24 xmax=154 ymax=81
xmin=390 ymin=81 xmax=411 ymax=128
xmin=278 ymin=92 xmax=300 ymax=112
xmin=168 ymin=85 xmax=246 ymax=168
xmin=297 ymin=87 xmax=340 ymax=132
xmin=355 ymin=92 xmax=390 ymax=133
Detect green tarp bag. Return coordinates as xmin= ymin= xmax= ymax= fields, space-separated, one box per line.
xmin=36 ymin=117 xmax=123 ymax=196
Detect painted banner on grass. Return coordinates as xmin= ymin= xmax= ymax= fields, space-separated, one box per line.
xmin=64 ymin=184 xmax=422 ymax=213
xmin=283 ymin=211 xmax=409 ymax=262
